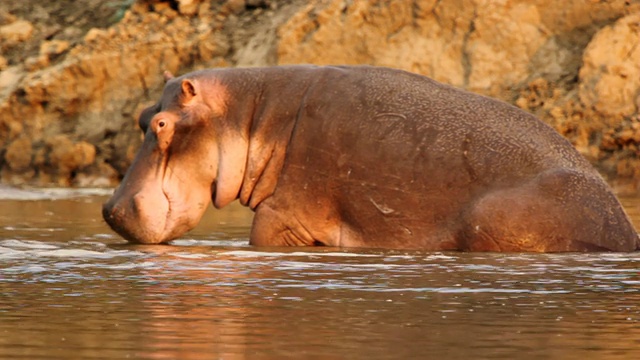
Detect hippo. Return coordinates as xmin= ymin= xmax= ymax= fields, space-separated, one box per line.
xmin=102 ymin=65 xmax=639 ymax=252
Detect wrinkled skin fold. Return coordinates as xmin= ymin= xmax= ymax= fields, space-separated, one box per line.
xmin=102 ymin=65 xmax=640 ymax=252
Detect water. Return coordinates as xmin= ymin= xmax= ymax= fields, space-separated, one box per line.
xmin=1 ymin=187 xmax=639 ymax=359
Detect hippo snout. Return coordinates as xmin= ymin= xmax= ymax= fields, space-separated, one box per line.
xmin=102 ymin=192 xmax=171 ymax=244
xmin=102 ymin=197 xmax=137 ymax=242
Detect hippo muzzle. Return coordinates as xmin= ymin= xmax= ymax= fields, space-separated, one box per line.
xmin=102 ymin=187 xmax=172 ymax=244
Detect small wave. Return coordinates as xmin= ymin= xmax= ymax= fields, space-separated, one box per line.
xmin=0 ymin=239 xmax=59 ymax=249
xmin=37 ymin=248 xmax=141 ymax=259
xmin=272 ymin=261 xmax=413 ymax=272
xmin=0 ymin=185 xmax=114 ymax=201
xmin=170 ymin=239 xmax=249 ymax=247
xmin=168 ymin=252 xmax=212 ymax=259
xmin=220 ymin=250 xmax=382 ymax=258
xmin=0 ymin=239 xmax=146 ymax=260
xmin=0 ymin=246 xmax=25 ymax=259
xmin=423 ymin=253 xmax=458 ymax=260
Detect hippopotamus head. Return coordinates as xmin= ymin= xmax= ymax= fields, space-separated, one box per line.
xmin=102 ymin=71 xmax=246 ymax=244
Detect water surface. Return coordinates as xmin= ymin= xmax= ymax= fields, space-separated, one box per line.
xmin=1 ymin=187 xmax=639 ymax=359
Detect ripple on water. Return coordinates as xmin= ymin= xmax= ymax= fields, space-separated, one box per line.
xmin=0 ymin=239 xmax=147 ymax=261
xmin=169 ymin=239 xmax=250 ymax=247
xmin=220 ymin=250 xmax=383 ymax=258
xmin=0 ymin=239 xmax=59 ymax=249
xmin=0 ymin=186 xmax=113 ymax=201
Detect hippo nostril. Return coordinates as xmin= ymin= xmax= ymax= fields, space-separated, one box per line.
xmin=102 ymin=199 xmax=129 ymax=225
xmin=102 ymin=203 xmax=113 ymax=220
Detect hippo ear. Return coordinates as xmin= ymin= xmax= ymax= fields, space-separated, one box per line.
xmin=163 ymin=70 xmax=175 ymax=82
xmin=180 ymin=79 xmax=198 ymax=105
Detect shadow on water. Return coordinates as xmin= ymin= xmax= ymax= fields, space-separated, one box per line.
xmin=0 ymin=186 xmax=639 ymax=359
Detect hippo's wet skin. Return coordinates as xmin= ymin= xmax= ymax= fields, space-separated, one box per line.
xmin=102 ymin=66 xmax=639 ymax=252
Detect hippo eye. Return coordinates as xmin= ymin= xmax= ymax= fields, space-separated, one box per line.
xmin=158 ymin=121 xmax=165 ymax=128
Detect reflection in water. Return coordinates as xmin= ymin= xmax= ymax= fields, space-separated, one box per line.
xmin=0 ymin=189 xmax=639 ymax=359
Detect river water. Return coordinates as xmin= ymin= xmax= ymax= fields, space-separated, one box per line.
xmin=0 ymin=187 xmax=639 ymax=359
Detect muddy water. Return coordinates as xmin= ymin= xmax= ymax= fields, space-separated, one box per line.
xmin=0 ymin=187 xmax=639 ymax=359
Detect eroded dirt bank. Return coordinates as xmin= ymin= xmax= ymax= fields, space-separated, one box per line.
xmin=0 ymin=0 xmax=639 ymax=190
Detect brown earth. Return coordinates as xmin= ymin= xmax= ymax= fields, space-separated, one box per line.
xmin=0 ymin=0 xmax=639 ymax=191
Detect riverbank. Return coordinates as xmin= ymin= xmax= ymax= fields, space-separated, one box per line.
xmin=1 ymin=0 xmax=639 ymax=191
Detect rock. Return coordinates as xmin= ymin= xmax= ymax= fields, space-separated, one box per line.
xmin=579 ymin=13 xmax=640 ymax=119
xmin=197 ymin=31 xmax=230 ymax=61
xmin=46 ymin=136 xmax=96 ymax=176
xmin=152 ymin=1 xmax=179 ymax=18
xmin=0 ymin=55 xmax=7 ymax=70
xmin=46 ymin=135 xmax=76 ymax=173
xmin=84 ymin=28 xmax=108 ymax=43
xmin=178 ymin=0 xmax=201 ymax=16
xmin=277 ymin=0 xmax=637 ymax=98
xmin=39 ymin=40 xmax=70 ymax=58
xmin=225 ymin=0 xmax=246 ymax=14
xmin=0 ymin=69 xmax=26 ymax=142
xmin=466 ymin=3 xmax=549 ymax=92
xmin=0 ymin=11 xmax=18 ymax=26
xmin=24 ymin=55 xmax=50 ymax=72
xmin=617 ymin=129 xmax=637 ymax=144
xmin=4 ymin=136 xmax=32 ymax=172
xmin=61 ymin=26 xmax=83 ymax=40
xmin=75 ymin=141 xmax=97 ymax=168
xmin=0 ymin=19 xmax=34 ymax=44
